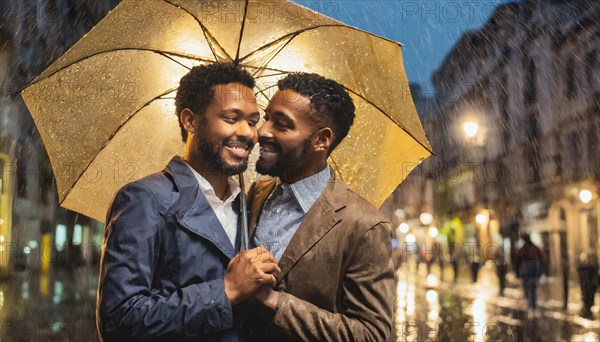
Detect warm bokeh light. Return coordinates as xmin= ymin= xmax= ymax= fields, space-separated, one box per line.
xmin=475 ymin=212 xmax=489 ymax=225
xmin=426 ymin=274 xmax=439 ymax=287
xmin=399 ymin=223 xmax=410 ymax=234
xmin=420 ymin=212 xmax=433 ymax=225
xmin=463 ymin=121 xmax=479 ymax=138
xmin=394 ymin=209 xmax=406 ymax=218
xmin=579 ymin=189 xmax=592 ymax=204
xmin=428 ymin=226 xmax=438 ymax=238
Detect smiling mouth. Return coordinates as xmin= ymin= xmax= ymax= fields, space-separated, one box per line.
xmin=260 ymin=144 xmax=278 ymax=153
xmin=259 ymin=142 xmax=281 ymax=160
xmin=224 ymin=141 xmax=252 ymax=159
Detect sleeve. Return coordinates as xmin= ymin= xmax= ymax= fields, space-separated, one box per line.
xmin=268 ymin=222 xmax=395 ymax=341
xmin=96 ymin=182 xmax=233 ymax=341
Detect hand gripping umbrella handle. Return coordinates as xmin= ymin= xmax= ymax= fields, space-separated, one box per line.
xmin=238 ymin=174 xmax=250 ymax=250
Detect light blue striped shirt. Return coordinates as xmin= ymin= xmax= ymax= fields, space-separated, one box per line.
xmin=252 ymin=166 xmax=331 ymax=261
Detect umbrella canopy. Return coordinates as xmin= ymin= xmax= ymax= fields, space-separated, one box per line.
xmin=22 ymin=0 xmax=432 ymax=222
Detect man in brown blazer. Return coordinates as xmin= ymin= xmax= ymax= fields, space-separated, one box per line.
xmin=244 ymin=73 xmax=395 ymax=341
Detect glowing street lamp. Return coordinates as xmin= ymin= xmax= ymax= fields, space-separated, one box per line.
xmin=580 ymin=189 xmax=592 ymax=204
xmin=476 ymin=211 xmax=489 ymax=225
xmin=463 ymin=121 xmax=479 ymax=138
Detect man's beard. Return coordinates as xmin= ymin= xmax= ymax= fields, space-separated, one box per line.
xmin=256 ymin=138 xmax=311 ymax=179
xmin=197 ymin=132 xmax=250 ymax=176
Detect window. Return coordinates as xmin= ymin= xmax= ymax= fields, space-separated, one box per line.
xmin=586 ymin=50 xmax=598 ymax=87
xmin=499 ymin=74 xmax=511 ymax=149
xmin=55 ymin=224 xmax=67 ymax=252
xmin=588 ymin=126 xmax=598 ymax=174
xmin=565 ymin=56 xmax=576 ymax=99
xmin=525 ymin=58 xmax=537 ymax=104
xmin=16 ymin=157 xmax=27 ymax=198
xmin=566 ymin=131 xmax=582 ymax=178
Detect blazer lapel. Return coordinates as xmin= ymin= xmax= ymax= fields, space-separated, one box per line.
xmin=276 ymin=178 xmax=347 ymax=282
xmin=166 ymin=156 xmax=236 ymax=260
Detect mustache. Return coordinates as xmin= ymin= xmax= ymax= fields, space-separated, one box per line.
xmin=258 ymin=137 xmax=281 ymax=151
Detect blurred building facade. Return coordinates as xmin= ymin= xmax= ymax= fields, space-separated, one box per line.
xmin=391 ymin=0 xmax=600 ymax=275
xmin=0 ymin=0 xmax=119 ymax=277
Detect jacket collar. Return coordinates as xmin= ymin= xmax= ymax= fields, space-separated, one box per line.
xmin=165 ymin=156 xmax=239 ymax=259
xmin=249 ymin=171 xmax=348 ymax=282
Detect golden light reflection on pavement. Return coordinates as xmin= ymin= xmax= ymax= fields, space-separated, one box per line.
xmin=393 ymin=261 xmax=599 ymax=341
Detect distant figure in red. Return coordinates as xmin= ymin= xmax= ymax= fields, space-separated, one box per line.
xmin=515 ymin=233 xmax=546 ymax=318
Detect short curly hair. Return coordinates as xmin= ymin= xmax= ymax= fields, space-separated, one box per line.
xmin=277 ymin=73 xmax=355 ymax=154
xmin=175 ymin=63 xmax=255 ymax=142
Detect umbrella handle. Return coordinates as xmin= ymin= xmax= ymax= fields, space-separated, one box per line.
xmin=238 ymin=174 xmax=250 ymax=250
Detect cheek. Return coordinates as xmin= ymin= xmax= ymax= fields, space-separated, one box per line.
xmin=210 ymin=122 xmax=236 ymax=140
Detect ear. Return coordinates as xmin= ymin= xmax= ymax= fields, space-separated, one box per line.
xmin=180 ymin=108 xmax=196 ymax=134
xmin=313 ymin=127 xmax=334 ymax=152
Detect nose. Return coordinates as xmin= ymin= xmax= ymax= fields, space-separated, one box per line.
xmin=236 ymin=120 xmax=256 ymax=141
xmin=257 ymin=120 xmax=273 ymax=139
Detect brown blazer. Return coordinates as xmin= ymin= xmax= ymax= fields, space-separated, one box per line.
xmin=244 ymin=175 xmax=395 ymax=341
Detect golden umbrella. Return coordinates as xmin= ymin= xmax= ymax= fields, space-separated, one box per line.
xmin=21 ymin=0 xmax=432 ymax=224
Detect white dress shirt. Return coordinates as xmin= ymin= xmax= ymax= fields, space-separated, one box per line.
xmin=184 ymin=162 xmax=240 ymax=247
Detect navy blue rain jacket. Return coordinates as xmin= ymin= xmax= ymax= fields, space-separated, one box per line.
xmin=96 ymin=156 xmax=242 ymax=341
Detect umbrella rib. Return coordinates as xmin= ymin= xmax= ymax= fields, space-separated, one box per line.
xmin=234 ymin=0 xmax=250 ymax=63
xmin=246 ymin=68 xmax=433 ymax=154
xmin=60 ymin=87 xmax=178 ymax=203
xmin=239 ymin=24 xmax=402 ymax=63
xmin=254 ymin=71 xmax=290 ymax=80
xmin=239 ymin=24 xmax=345 ymax=62
xmin=25 ymin=48 xmax=214 ymax=88
xmin=161 ymin=53 xmax=193 ymax=70
xmin=254 ymin=87 xmax=272 ymax=111
xmin=162 ymin=0 xmax=232 ymax=62
xmin=250 ymin=33 xmax=298 ymax=78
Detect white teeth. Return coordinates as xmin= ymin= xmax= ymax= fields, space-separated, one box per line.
xmin=230 ymin=146 xmax=244 ymax=151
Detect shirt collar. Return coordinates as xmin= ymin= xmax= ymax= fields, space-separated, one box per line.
xmin=184 ymin=162 xmax=240 ymax=204
xmin=285 ymin=165 xmax=331 ymax=213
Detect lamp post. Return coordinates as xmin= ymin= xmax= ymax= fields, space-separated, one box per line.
xmin=577 ymin=187 xmax=599 ymax=318
xmin=579 ymin=188 xmax=600 ymax=265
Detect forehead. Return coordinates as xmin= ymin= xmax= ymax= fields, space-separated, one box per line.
xmin=267 ymin=89 xmax=312 ymax=117
xmin=211 ymin=83 xmax=257 ymax=105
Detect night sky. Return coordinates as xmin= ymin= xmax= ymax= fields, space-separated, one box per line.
xmin=294 ymin=0 xmax=516 ymax=92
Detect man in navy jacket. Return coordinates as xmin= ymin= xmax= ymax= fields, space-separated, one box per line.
xmin=96 ymin=63 xmax=279 ymax=341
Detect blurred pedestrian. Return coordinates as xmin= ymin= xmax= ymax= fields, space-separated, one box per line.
xmin=515 ymin=233 xmax=546 ymax=318
xmin=496 ymin=250 xmax=508 ymax=296
xmin=577 ymin=252 xmax=599 ymax=319
xmin=448 ymin=228 xmax=460 ymax=282
xmin=470 ymin=254 xmax=480 ymax=283
xmin=561 ymin=254 xmax=569 ymax=311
